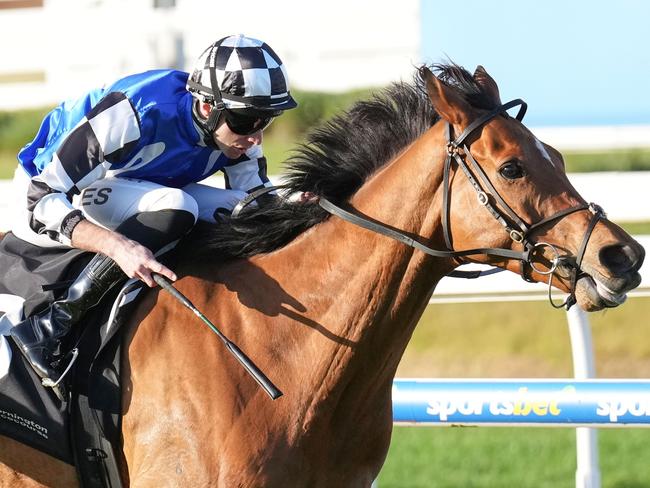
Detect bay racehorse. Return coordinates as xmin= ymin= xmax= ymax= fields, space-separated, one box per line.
xmin=0 ymin=63 xmax=644 ymax=487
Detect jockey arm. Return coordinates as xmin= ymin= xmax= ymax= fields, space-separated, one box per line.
xmin=221 ymin=144 xmax=279 ymax=207
xmin=222 ymin=143 xmax=320 ymax=206
xmin=26 ymin=92 xmax=137 ymax=245
xmin=70 ymin=220 xmax=176 ymax=287
xmin=25 ymin=92 xmax=175 ymax=286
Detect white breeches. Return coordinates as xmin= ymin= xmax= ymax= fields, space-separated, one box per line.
xmin=11 ymin=167 xmax=246 ymax=248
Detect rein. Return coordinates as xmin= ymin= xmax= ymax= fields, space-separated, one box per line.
xmin=318 ymin=99 xmax=606 ymax=309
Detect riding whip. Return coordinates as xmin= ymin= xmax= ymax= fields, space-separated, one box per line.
xmin=152 ymin=274 xmax=283 ymax=400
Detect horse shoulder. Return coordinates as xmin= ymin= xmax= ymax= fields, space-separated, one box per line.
xmin=120 ymin=278 xmax=235 ymax=484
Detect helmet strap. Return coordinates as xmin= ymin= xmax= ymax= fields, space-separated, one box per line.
xmin=191 ymin=101 xmax=221 ymax=150
xmin=207 ymin=44 xmax=227 ymax=130
xmin=205 ymin=105 xmax=222 ymax=134
xmin=190 ymin=43 xmax=229 ymax=149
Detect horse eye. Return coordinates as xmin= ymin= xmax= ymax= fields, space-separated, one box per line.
xmin=499 ymin=161 xmax=525 ymax=180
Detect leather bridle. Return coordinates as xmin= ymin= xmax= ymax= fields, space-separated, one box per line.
xmin=318 ymin=98 xmax=607 ymax=309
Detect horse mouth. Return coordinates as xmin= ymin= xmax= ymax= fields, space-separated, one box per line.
xmin=574 ymin=270 xmax=642 ymax=311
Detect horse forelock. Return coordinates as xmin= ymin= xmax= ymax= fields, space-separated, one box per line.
xmin=180 ymin=62 xmax=496 ymax=263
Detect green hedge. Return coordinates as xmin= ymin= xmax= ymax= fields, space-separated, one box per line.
xmin=0 ymin=107 xmax=50 ymax=153
xmin=0 ymin=88 xmax=373 ymax=154
xmin=273 ymin=88 xmax=373 ymax=138
xmin=0 ymin=89 xmax=375 ymax=178
xmin=2 ymin=90 xmax=650 ymax=178
xmin=561 ymin=149 xmax=650 ymax=172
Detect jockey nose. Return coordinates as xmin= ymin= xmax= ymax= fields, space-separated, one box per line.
xmin=599 ymin=243 xmax=645 ymax=275
xmin=248 ymin=131 xmax=263 ymax=145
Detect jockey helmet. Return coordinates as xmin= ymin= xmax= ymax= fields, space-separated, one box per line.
xmin=187 ymin=34 xmax=297 ymax=119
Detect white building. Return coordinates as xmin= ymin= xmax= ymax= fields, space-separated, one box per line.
xmin=2 ymin=1 xmax=649 ymax=149
xmin=0 ymin=0 xmax=421 ymax=110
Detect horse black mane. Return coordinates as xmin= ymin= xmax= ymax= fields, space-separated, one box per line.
xmin=181 ymin=63 xmax=497 ymax=263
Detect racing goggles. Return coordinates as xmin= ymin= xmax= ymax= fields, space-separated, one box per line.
xmin=223 ymin=110 xmax=275 ymax=136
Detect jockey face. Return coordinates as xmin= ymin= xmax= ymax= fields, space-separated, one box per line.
xmin=197 ymin=102 xmax=265 ymax=159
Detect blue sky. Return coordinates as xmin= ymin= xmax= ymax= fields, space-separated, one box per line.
xmin=420 ymin=0 xmax=650 ymax=126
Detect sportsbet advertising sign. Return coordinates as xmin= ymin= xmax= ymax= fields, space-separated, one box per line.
xmin=392 ymin=379 xmax=650 ymax=427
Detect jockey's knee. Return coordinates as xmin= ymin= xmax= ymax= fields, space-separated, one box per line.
xmin=199 ymin=189 xmax=248 ymax=222
xmin=115 ymin=206 xmax=197 ymax=253
xmin=140 ymin=187 xmax=200 ymax=222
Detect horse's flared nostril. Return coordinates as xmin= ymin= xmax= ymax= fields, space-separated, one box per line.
xmin=599 ymin=244 xmax=645 ymax=275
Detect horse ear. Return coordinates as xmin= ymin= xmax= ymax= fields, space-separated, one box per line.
xmin=421 ymin=66 xmax=472 ymax=126
xmin=473 ymin=65 xmax=501 ymax=105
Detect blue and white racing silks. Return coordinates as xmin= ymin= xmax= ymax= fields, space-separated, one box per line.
xmin=17 ymin=69 xmax=272 ymax=244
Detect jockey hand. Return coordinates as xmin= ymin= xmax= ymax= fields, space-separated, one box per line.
xmin=297 ymin=191 xmax=319 ymax=204
xmin=113 ymin=238 xmax=177 ymax=287
xmin=71 ymin=220 xmax=177 ymax=287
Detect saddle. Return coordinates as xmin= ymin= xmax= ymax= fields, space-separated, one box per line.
xmin=0 ymin=232 xmax=144 ymax=488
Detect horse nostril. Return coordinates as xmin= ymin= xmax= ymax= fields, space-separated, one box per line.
xmin=599 ymin=244 xmax=645 ymax=274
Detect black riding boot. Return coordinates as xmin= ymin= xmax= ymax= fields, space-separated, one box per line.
xmin=10 ymin=254 xmax=126 ymax=383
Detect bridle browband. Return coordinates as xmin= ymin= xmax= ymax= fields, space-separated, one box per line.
xmin=318 ymin=98 xmax=606 ymax=309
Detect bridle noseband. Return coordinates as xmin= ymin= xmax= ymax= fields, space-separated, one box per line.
xmin=318 ymin=98 xmax=606 ymax=309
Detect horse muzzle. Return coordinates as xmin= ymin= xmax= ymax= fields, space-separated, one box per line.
xmin=574 ymin=242 xmax=645 ymax=311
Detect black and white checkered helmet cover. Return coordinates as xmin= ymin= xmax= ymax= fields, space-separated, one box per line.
xmin=188 ymin=34 xmax=297 ymax=112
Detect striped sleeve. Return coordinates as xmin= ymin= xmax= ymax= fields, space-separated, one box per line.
xmin=221 ymin=144 xmax=275 ymax=194
xmin=27 ymin=92 xmax=141 ymax=245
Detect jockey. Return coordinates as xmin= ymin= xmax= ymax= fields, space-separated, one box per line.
xmin=9 ymin=34 xmax=297 ymax=384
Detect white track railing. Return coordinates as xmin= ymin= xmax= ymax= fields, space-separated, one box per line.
xmin=384 ymin=235 xmax=649 ymax=488
xmin=1 ymin=171 xmax=650 ymax=230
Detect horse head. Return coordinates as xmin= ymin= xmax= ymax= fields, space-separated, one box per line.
xmin=422 ymin=65 xmax=645 ymax=311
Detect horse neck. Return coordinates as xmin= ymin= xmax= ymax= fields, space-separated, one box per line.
xmin=281 ymin=125 xmax=453 ymax=396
